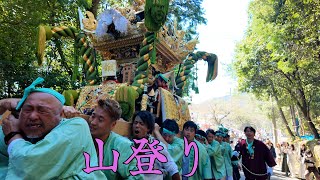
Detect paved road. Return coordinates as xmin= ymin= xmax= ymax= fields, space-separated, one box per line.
xmin=239 ymin=167 xmax=298 ymax=180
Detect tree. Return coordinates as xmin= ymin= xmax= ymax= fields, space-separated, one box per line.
xmin=234 ymin=0 xmax=320 ymax=139
xmin=168 ymin=0 xmax=207 ymax=40
xmin=209 ymin=103 xmax=230 ymax=126
xmin=0 ymin=0 xmax=98 ymax=98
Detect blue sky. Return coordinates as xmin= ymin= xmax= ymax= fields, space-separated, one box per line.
xmin=191 ymin=0 xmax=251 ymax=104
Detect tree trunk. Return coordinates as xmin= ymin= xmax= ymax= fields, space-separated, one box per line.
xmin=271 ymin=83 xmax=295 ymax=139
xmin=295 ymin=72 xmax=319 ymax=139
xmin=289 ymin=105 xmax=297 ymax=136
xmin=271 ymin=102 xmax=278 ymax=144
xmin=295 ymin=88 xmax=320 ymax=139
xmin=89 ymin=0 xmax=101 ymax=17
xmin=296 ymin=110 xmax=305 ymax=135
xmin=276 ymin=104 xmax=295 ymax=140
xmin=299 ymin=107 xmax=319 ymax=139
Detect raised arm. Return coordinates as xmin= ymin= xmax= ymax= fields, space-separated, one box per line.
xmin=0 ymin=99 xmax=20 ymax=115
xmin=153 ymin=123 xmax=169 ymax=147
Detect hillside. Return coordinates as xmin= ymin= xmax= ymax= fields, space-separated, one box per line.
xmin=189 ymin=93 xmax=274 ymax=137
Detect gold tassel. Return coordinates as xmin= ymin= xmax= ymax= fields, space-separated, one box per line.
xmin=37 ymin=26 xmax=46 ymax=65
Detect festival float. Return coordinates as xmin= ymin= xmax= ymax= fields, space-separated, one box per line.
xmin=3 ymin=0 xmax=218 ymax=135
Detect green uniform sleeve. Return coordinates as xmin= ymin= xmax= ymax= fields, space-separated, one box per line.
xmin=168 ymin=137 xmax=184 ymax=169
xmin=202 ymin=152 xmax=213 ymax=179
xmin=207 ymin=141 xmax=220 ymax=157
xmin=197 ymin=141 xmax=213 ymax=179
xmin=118 ymin=141 xmax=144 ymax=180
xmin=223 ymin=142 xmax=233 ymax=176
xmin=104 ymin=132 xmax=144 ymax=180
xmin=0 ymin=127 xmax=8 ymax=180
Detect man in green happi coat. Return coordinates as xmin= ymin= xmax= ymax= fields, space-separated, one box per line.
xmin=0 ymin=77 xmax=106 ymax=179
xmin=206 ymin=129 xmax=226 ymax=180
xmin=181 ymin=121 xmax=213 ymax=180
xmin=215 ymin=130 xmax=227 ymax=180
xmin=88 ymin=98 xmax=144 ymax=180
xmin=154 ymin=119 xmax=184 ymax=176
xmin=222 ymin=134 xmax=233 ymax=180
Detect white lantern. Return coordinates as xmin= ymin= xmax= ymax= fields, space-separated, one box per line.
xmin=102 ymin=60 xmax=117 ymax=77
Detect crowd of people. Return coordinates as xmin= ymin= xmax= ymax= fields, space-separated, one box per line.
xmin=0 ymin=77 xmax=318 ymax=180
xmin=272 ymin=141 xmax=320 ymax=180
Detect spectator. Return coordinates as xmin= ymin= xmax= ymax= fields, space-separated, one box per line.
xmin=299 ymin=144 xmax=307 ymax=179
xmin=275 ymin=143 xmax=282 ymax=166
xmin=281 ymin=142 xmax=290 ymax=176
xmin=304 ymin=149 xmax=320 ymax=180
xmin=287 ymin=144 xmax=298 ymax=178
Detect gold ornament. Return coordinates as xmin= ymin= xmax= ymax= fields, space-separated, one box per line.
xmin=82 ymin=11 xmax=97 ymax=31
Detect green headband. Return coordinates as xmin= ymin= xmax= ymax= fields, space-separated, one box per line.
xmin=215 ymin=131 xmax=225 ymax=137
xmin=16 ymin=77 xmax=66 ymax=110
xmin=156 ymin=74 xmax=169 ymax=83
xmin=195 ymin=134 xmax=206 ymax=140
xmin=162 ymin=128 xmax=176 ymax=136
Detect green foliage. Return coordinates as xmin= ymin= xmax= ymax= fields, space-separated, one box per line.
xmin=0 ymin=0 xmax=83 ymax=98
xmin=0 ymin=0 xmax=207 ymax=99
xmin=168 ymin=0 xmax=206 ymax=40
xmin=234 ymin=0 xmax=320 ymax=138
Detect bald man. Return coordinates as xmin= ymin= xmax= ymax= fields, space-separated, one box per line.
xmin=0 ymin=77 xmax=106 ymax=179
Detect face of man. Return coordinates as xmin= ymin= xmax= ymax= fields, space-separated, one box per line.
xmin=156 ymin=78 xmax=162 ymax=87
xmin=89 ymin=106 xmax=116 ymax=140
xmin=19 ymin=92 xmax=62 ymax=138
xmin=195 ymin=135 xmax=205 ymax=144
xmin=207 ymin=132 xmax=215 ymax=144
xmin=183 ymin=127 xmax=196 ymax=143
xmin=244 ymin=128 xmax=255 ymax=139
xmin=132 ymin=116 xmax=149 ymax=139
xmin=162 ymin=133 xmax=174 ymax=144
xmin=216 ymin=136 xmax=223 ymax=143
xmin=223 ymin=137 xmax=230 ymax=143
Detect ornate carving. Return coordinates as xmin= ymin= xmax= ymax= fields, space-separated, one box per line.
xmin=108 ymin=45 xmax=140 ymax=60
xmin=121 ymin=63 xmax=136 ymax=84
xmin=101 ymin=51 xmax=112 ymax=60
xmin=82 ymin=11 xmax=97 ymax=31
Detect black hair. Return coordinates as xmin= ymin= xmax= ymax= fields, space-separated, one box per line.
xmin=196 ymin=130 xmax=207 ymax=139
xmin=206 ymin=129 xmax=215 ymax=136
xmin=162 ymin=119 xmax=179 ymax=134
xmin=244 ymin=126 xmax=256 ymax=134
xmin=183 ymin=121 xmax=198 ymax=131
xmin=133 ymin=111 xmax=155 ymax=134
xmin=305 ymin=149 xmax=312 ymax=155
